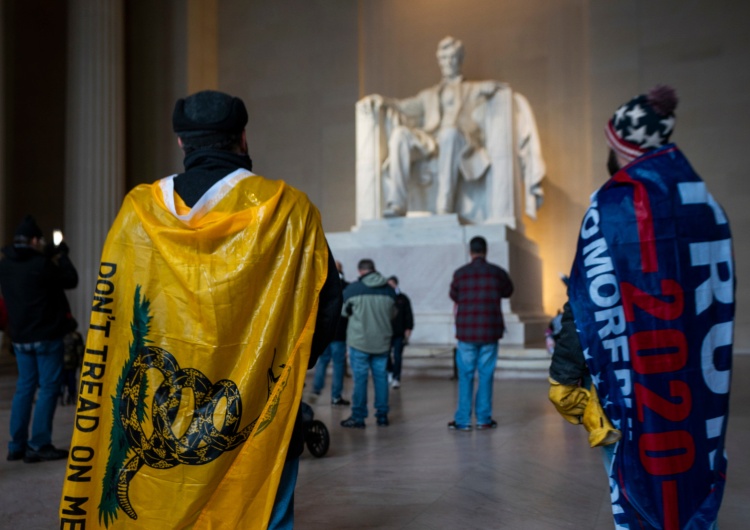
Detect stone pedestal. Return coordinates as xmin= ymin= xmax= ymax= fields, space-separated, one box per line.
xmin=326 ymin=214 xmax=548 ymax=347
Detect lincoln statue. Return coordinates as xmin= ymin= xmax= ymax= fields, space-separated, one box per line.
xmin=355 ymin=36 xmax=546 ymax=227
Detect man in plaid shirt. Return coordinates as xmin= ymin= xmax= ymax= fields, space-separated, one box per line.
xmin=448 ymin=236 xmax=514 ymax=431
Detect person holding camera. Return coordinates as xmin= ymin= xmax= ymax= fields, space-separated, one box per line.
xmin=0 ymin=215 xmax=78 ymax=463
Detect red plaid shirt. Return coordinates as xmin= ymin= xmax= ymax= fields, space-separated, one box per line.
xmin=450 ymin=256 xmax=514 ymax=343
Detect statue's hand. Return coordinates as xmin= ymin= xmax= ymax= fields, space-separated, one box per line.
xmin=479 ymin=81 xmax=508 ymax=98
xmin=362 ymin=94 xmax=385 ymax=110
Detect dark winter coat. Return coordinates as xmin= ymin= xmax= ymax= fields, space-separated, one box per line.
xmin=391 ymin=292 xmax=414 ymax=338
xmin=548 ymin=302 xmax=589 ymax=385
xmin=0 ymin=244 xmax=78 ymax=343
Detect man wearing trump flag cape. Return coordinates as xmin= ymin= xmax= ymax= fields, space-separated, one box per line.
xmin=549 ymin=85 xmax=734 ymax=529
xmin=59 ymin=90 xmax=342 ymax=529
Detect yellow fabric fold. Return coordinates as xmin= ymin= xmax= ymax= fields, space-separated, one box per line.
xmin=548 ymin=378 xmax=621 ymax=447
xmin=548 ymin=377 xmax=587 ymax=425
xmin=583 ymin=384 xmax=622 ymax=448
xmin=60 ymin=174 xmax=328 ymax=529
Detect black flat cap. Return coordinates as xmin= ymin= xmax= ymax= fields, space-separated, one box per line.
xmin=172 ymin=90 xmax=248 ymax=134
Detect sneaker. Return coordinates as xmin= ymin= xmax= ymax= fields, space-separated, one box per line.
xmin=340 ymin=417 xmax=366 ymax=429
xmin=7 ymin=448 xmax=25 ymax=461
xmin=476 ymin=420 xmax=498 ymax=430
xmin=24 ymin=444 xmax=69 ymax=463
xmin=376 ymin=415 xmax=389 ymax=427
xmin=391 ymin=379 xmax=400 ymax=389
xmin=447 ymin=421 xmax=472 ymax=432
xmin=387 ymin=372 xmax=394 ymax=384
xmin=331 ymin=397 xmax=351 ymax=406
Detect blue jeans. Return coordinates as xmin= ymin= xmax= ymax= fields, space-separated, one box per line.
xmin=61 ymin=369 xmax=78 ymax=400
xmin=312 ymin=340 xmax=346 ymax=399
xmin=386 ymin=336 xmax=405 ymax=381
xmin=454 ymin=341 xmax=498 ymax=426
xmin=349 ymin=346 xmax=389 ymax=421
xmin=268 ymin=457 xmax=299 ymax=530
xmin=9 ymin=340 xmax=64 ymax=453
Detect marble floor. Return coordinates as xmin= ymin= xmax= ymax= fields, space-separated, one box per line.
xmin=0 ymin=356 xmax=748 ymax=529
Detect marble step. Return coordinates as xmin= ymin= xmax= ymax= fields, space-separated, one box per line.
xmin=400 ymin=344 xmax=551 ymax=380
xmin=323 ymin=343 xmax=551 ymax=380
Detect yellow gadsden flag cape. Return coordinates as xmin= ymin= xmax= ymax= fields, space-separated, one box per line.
xmin=60 ymin=169 xmax=328 ymax=529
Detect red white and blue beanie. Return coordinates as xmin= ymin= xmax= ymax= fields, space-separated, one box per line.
xmin=605 ymin=85 xmax=678 ymax=164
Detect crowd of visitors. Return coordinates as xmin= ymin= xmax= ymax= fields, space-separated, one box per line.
xmin=0 ymin=84 xmax=734 ymax=529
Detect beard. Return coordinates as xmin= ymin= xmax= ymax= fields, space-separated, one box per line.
xmin=607 ymin=149 xmax=620 ymax=177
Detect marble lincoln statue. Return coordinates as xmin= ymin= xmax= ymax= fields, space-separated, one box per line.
xmin=355 ymin=36 xmax=546 ymax=226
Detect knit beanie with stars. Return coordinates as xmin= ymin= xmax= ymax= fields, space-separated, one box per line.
xmin=605 ymin=85 xmax=678 ymax=164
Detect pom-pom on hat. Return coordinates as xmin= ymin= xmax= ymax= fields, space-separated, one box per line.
xmin=605 ymin=85 xmax=678 ymax=164
xmin=14 ymin=215 xmax=43 ymax=241
xmin=172 ymin=90 xmax=248 ymax=135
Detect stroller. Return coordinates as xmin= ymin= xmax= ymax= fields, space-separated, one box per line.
xmin=299 ymin=401 xmax=330 ymax=457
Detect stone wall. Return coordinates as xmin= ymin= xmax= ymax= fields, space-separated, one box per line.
xmin=213 ymin=0 xmax=750 ymax=349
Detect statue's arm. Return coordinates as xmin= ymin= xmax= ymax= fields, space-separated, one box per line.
xmin=481 ymin=80 xmax=510 ymax=98
xmin=393 ymin=93 xmax=424 ymax=119
xmin=359 ymin=92 xmax=423 ymax=121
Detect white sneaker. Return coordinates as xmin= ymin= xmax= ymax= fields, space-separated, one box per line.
xmin=391 ymin=379 xmax=400 ymax=389
xmin=387 ymin=373 xmax=394 ymax=384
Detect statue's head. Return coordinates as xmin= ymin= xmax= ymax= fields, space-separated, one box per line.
xmin=436 ymin=36 xmax=464 ymax=79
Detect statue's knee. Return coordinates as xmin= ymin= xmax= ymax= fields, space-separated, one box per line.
xmin=439 ymin=126 xmax=460 ymax=137
xmin=390 ymin=126 xmax=410 ymax=145
xmin=437 ymin=127 xmax=462 ymax=144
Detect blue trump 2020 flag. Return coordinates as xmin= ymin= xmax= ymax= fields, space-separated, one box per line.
xmin=568 ymin=144 xmax=734 ymax=530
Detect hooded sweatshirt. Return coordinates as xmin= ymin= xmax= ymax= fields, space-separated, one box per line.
xmin=342 ymin=271 xmax=396 ymax=353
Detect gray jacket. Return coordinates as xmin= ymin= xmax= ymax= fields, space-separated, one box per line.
xmin=342 ymin=271 xmax=396 ymax=354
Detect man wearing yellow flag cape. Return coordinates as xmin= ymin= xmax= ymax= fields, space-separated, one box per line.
xmin=60 ymin=90 xmax=342 ymax=529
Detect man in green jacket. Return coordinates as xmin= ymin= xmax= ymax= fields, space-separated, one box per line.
xmin=340 ymin=259 xmax=396 ymax=428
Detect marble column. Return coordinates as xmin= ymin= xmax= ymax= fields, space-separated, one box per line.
xmin=64 ymin=0 xmax=125 ymax=330
xmin=187 ymin=0 xmax=218 ymax=92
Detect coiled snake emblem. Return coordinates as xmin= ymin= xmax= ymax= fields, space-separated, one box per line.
xmin=98 ymin=287 xmax=279 ymax=526
xmin=116 ymin=345 xmax=256 ymax=519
